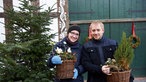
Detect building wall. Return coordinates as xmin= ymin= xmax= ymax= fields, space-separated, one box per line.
xmin=69 ymin=0 xmax=146 ymax=77
xmin=0 ymin=0 xmax=58 ymax=43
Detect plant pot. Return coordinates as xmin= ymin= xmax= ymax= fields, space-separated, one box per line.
xmin=56 ymin=60 xmax=76 ymax=79
xmin=107 ymin=70 xmax=131 ymax=82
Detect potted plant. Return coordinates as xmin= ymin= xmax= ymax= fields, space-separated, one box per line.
xmin=105 ymin=32 xmax=134 ymax=82
xmin=55 ymin=41 xmax=77 ymax=79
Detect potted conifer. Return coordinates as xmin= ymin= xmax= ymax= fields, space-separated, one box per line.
xmin=106 ymin=32 xmax=134 ymax=82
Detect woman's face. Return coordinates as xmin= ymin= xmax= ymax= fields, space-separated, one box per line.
xmin=68 ymin=30 xmax=79 ymax=42
xmin=90 ymin=24 xmax=104 ymax=40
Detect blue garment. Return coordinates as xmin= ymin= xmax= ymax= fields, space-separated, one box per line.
xmin=47 ymin=37 xmax=85 ymax=82
xmin=73 ymin=68 xmax=78 ymax=79
xmin=51 ymin=55 xmax=62 ymax=64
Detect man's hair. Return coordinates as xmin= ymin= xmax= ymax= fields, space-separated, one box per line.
xmin=89 ymin=21 xmax=104 ymax=31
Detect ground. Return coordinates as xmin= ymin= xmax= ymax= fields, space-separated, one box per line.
xmin=84 ymin=77 xmax=146 ymax=82
xmin=134 ymin=77 xmax=146 ymax=82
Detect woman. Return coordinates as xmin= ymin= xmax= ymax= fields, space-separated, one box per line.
xmin=47 ymin=25 xmax=85 ymax=82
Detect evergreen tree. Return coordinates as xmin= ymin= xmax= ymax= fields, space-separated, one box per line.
xmin=0 ymin=0 xmax=56 ymax=81
xmin=114 ymin=32 xmax=134 ymax=71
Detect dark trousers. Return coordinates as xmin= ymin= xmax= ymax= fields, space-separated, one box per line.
xmin=130 ymin=74 xmax=134 ymax=82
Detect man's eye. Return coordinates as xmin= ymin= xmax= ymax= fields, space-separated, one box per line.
xmin=92 ymin=29 xmax=96 ymax=32
xmin=97 ymin=29 xmax=100 ymax=31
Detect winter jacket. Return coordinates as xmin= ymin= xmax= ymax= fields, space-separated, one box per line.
xmin=47 ymin=37 xmax=85 ymax=82
xmin=81 ymin=37 xmax=118 ymax=82
xmin=81 ymin=37 xmax=134 ymax=82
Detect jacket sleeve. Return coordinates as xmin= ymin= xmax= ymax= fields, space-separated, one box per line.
xmin=73 ymin=46 xmax=86 ymax=75
xmin=47 ymin=43 xmax=59 ymax=68
xmin=47 ymin=55 xmax=55 ymax=68
xmin=81 ymin=46 xmax=103 ymax=75
xmin=76 ymin=64 xmax=86 ymax=75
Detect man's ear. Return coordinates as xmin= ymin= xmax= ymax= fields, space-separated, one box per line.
xmin=102 ymin=29 xmax=105 ymax=33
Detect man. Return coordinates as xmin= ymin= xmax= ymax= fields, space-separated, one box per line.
xmin=47 ymin=25 xmax=85 ymax=82
xmin=81 ymin=21 xmax=134 ymax=82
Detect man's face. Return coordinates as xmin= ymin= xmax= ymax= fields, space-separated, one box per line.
xmin=68 ymin=30 xmax=79 ymax=42
xmin=90 ymin=24 xmax=104 ymax=40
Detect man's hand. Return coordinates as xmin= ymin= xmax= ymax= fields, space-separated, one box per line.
xmin=102 ymin=65 xmax=111 ymax=75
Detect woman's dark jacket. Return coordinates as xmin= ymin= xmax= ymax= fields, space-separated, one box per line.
xmin=47 ymin=37 xmax=85 ymax=82
xmin=81 ymin=37 xmax=134 ymax=82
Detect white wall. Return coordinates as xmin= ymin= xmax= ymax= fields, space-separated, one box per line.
xmin=0 ymin=18 xmax=5 ymax=43
xmin=0 ymin=0 xmax=58 ymax=43
xmin=0 ymin=0 xmax=5 ymax=43
xmin=40 ymin=0 xmax=58 ymax=42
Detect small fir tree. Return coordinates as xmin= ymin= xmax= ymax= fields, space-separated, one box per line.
xmin=0 ymin=0 xmax=56 ymax=81
xmin=114 ymin=32 xmax=134 ymax=71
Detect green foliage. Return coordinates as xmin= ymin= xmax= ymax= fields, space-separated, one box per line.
xmin=0 ymin=0 xmax=55 ymax=81
xmin=5 ymin=0 xmax=55 ymax=43
xmin=114 ymin=32 xmax=134 ymax=71
xmin=55 ymin=42 xmax=76 ymax=60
